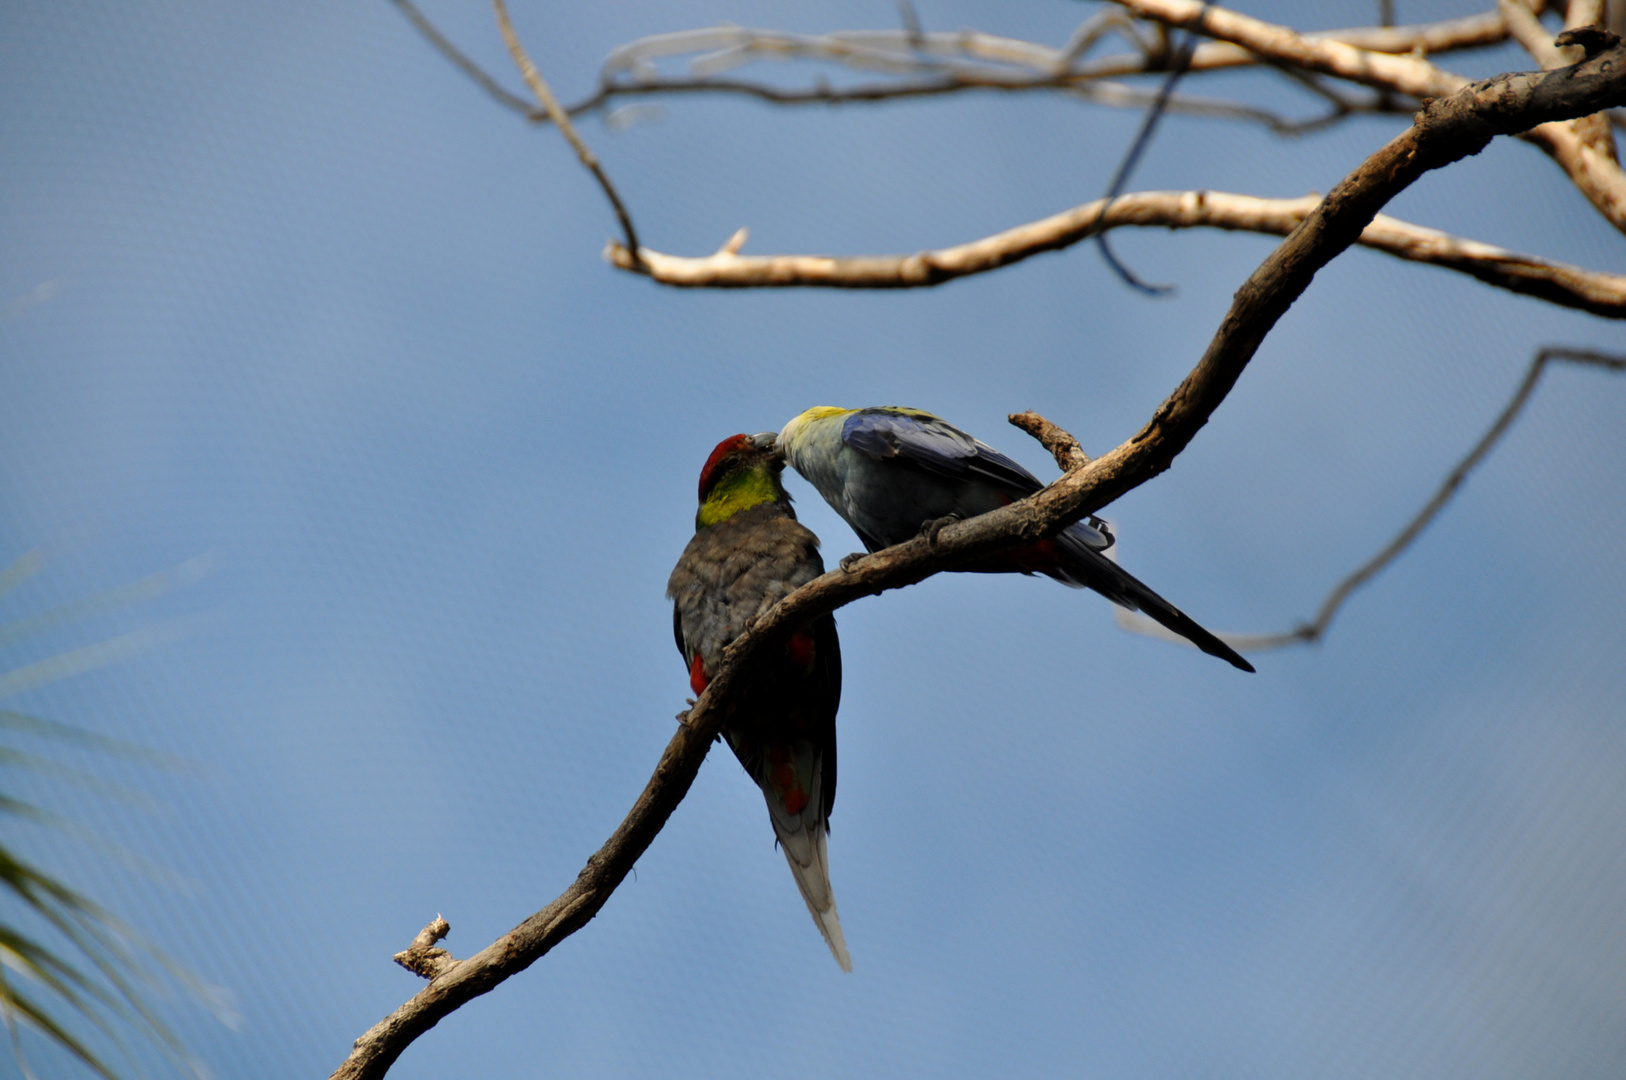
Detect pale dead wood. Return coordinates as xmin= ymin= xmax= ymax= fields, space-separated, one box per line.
xmin=1113 ymin=0 xmax=1626 ymax=231
xmin=330 ymin=41 xmax=1626 ymax=1080
xmin=1009 ymin=412 xmax=1091 ymax=473
xmin=604 ymin=190 xmax=1626 ymax=319
xmin=391 ymin=917 xmax=455 ymax=980
xmin=1502 ymin=1 xmax=1621 ymax=160
xmin=1114 ymin=0 xmax=1463 ymax=98
xmin=397 ymin=0 xmax=1626 ymax=228
xmin=576 ymin=72 xmax=1398 ymax=133
xmin=595 ymin=15 xmax=1509 ymax=85
xmin=1504 ymin=0 xmax=1574 ymax=67
xmin=391 ymin=0 xmax=1511 ymax=134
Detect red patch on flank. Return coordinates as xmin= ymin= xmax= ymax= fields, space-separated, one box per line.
xmin=786 ymin=630 xmax=816 ymax=672
xmin=783 ymin=788 xmax=809 ymax=816
xmin=688 ymin=654 xmax=709 ymax=694
xmin=999 ymin=538 xmax=1060 ymax=575
xmin=697 ymin=434 xmax=753 ymax=502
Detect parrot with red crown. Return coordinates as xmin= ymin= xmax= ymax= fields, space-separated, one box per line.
xmin=667 ymin=431 xmax=851 ymax=970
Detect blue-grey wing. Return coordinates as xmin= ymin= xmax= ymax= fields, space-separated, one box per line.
xmin=840 ymin=408 xmax=1042 ymax=493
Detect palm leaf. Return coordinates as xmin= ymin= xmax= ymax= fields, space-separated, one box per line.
xmin=0 ymin=550 xmax=216 ymax=1077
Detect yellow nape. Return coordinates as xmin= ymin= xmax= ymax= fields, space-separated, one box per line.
xmin=779 ymin=406 xmax=853 ymax=451
xmin=796 ymin=406 xmax=852 ymax=422
xmin=696 ymin=468 xmax=781 ymax=529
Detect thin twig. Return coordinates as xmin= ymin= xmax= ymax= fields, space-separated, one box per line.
xmin=1289 ymin=347 xmax=1626 ymax=644
xmin=1095 ymin=9 xmax=1203 ymax=294
xmin=574 ymin=75 xmax=1397 ymax=132
xmin=390 ymin=0 xmax=537 ymax=117
xmin=1133 ymin=348 xmax=1626 ymax=652
xmin=392 ymin=916 xmax=456 ymax=980
xmin=1112 ymin=0 xmax=1626 ymax=231
xmin=330 ymin=43 xmax=1626 ymax=1080
xmin=1009 ymin=411 xmax=1091 ymax=472
xmin=603 ymin=189 xmax=1626 ymax=320
xmin=392 ymin=4 xmax=1484 ymax=134
xmin=492 ymin=0 xmax=642 ymax=262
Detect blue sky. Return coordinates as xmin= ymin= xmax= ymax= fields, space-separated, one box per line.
xmin=1 ymin=2 xmax=1623 ymax=1078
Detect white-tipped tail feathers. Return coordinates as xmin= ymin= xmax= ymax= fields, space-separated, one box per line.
xmin=764 ymin=786 xmax=852 ymax=971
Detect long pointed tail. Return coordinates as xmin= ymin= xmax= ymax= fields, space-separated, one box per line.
xmin=1052 ymin=524 xmax=1255 ymax=673
xmin=759 ymin=741 xmax=851 ymax=970
xmin=772 ymin=815 xmax=852 ymax=971
xmin=735 ymin=728 xmax=852 ymax=969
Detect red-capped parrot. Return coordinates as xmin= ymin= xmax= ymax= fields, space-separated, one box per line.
xmin=777 ymin=406 xmax=1254 ymax=673
xmin=667 ymin=432 xmax=852 ymax=970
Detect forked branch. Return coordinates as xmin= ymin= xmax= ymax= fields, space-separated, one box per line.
xmin=1110 ymin=0 xmax=1626 ymax=231
xmin=492 ymin=0 xmax=642 ymax=263
xmin=329 ymin=40 xmax=1626 ymax=1080
xmin=1115 ymin=347 xmax=1626 ymax=652
xmin=393 ymin=0 xmax=1510 ymax=128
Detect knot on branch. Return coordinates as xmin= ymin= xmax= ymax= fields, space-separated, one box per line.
xmin=1554 ymin=26 xmax=1621 ymax=59
xmin=1410 ymin=32 xmax=1626 ymax=163
xmin=394 ymin=916 xmax=458 ymax=980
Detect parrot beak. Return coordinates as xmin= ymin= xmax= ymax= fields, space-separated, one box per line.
xmin=750 ymin=431 xmax=780 ymax=452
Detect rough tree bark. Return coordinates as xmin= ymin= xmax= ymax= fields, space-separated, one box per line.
xmin=330 ymin=32 xmax=1626 ymax=1080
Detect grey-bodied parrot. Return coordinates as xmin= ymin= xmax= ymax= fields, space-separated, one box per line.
xmin=667 ymin=431 xmax=852 ymax=970
xmin=777 ymin=406 xmax=1253 ymax=673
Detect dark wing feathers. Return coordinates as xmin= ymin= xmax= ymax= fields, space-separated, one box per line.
xmin=841 ymin=408 xmax=1043 ymax=493
xmin=812 ymin=611 xmax=841 ymax=817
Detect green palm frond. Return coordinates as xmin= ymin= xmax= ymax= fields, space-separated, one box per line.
xmin=0 ymin=548 xmax=217 ymax=1078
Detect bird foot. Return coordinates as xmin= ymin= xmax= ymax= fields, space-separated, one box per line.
xmin=1088 ymin=515 xmax=1115 ymax=549
xmin=922 ymin=513 xmax=961 ymax=547
xmin=839 ymin=552 xmax=865 ymax=572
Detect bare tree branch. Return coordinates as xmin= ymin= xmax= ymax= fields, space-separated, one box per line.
xmin=389 ymin=2 xmax=1505 ymax=133
xmin=1113 ymin=0 xmax=1626 ymax=231
xmin=1266 ymin=345 xmax=1626 ymax=648
xmin=390 ymin=0 xmax=535 ymax=116
xmin=393 ymin=0 xmax=1626 ymax=142
xmin=1118 ymin=347 xmax=1626 ymax=652
xmin=492 ymin=0 xmax=642 ymax=263
xmin=592 ymin=13 xmax=1513 ymax=90
xmin=1502 ymin=0 xmax=1621 ymax=160
xmin=329 ymin=41 xmax=1626 ymax=1080
xmin=1009 ymin=411 xmax=1091 ymax=472
xmin=1093 ymin=16 xmax=1201 ymax=294
xmin=603 ymin=190 xmax=1626 ymax=319
xmin=391 ymin=917 xmax=455 ymax=980
xmin=577 ymin=75 xmax=1400 ymax=133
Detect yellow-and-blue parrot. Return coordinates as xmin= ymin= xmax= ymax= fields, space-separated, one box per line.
xmin=777 ymin=407 xmax=1253 ymax=672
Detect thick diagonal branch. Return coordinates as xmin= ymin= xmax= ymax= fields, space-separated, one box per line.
xmin=1112 ymin=0 xmax=1626 ymax=231
xmin=1116 ymin=346 xmax=1626 ymax=652
xmin=330 ymin=42 xmax=1626 ymax=1080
